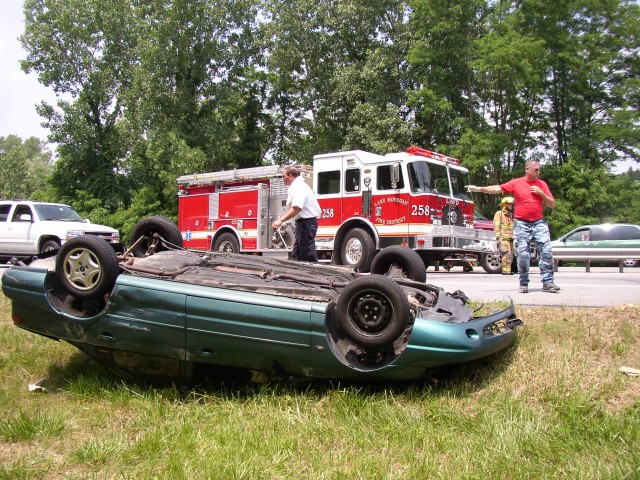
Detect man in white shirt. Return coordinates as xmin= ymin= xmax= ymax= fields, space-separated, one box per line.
xmin=271 ymin=166 xmax=322 ymax=261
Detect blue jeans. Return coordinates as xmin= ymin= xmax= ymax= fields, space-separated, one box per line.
xmin=514 ymin=219 xmax=554 ymax=286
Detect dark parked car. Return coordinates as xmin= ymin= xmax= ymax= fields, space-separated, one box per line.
xmin=2 ymin=217 xmax=522 ymax=385
xmin=551 ymin=223 xmax=640 ymax=267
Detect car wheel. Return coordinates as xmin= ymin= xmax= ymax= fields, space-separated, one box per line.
xmin=40 ymin=239 xmax=61 ymax=253
xmin=623 ymin=259 xmax=639 ymax=268
xmin=213 ymin=232 xmax=240 ymax=253
xmin=340 ymin=228 xmax=375 ymax=272
xmin=336 ymin=275 xmax=411 ymax=348
xmin=56 ymin=236 xmax=119 ymax=300
xmin=130 ymin=216 xmax=183 ymax=257
xmin=480 ymin=253 xmax=502 ymax=274
xmin=370 ymin=245 xmax=426 ymax=283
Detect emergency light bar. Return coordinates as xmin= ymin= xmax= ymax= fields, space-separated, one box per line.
xmin=406 ymin=146 xmax=460 ymax=165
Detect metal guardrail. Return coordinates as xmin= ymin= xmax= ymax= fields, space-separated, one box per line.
xmin=551 ymin=247 xmax=640 ymax=272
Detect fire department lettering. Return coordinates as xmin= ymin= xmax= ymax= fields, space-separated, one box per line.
xmin=374 ymin=197 xmax=409 ymax=207
xmin=375 ymin=215 xmax=407 ymax=225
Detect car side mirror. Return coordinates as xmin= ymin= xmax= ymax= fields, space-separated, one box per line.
xmin=84 ymin=218 xmax=92 ymax=224
xmin=19 ymin=213 xmax=32 ymax=222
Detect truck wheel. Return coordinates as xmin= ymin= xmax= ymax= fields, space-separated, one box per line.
xmin=56 ymin=236 xmax=119 ymax=300
xmin=130 ymin=216 xmax=183 ymax=257
xmin=213 ymin=233 xmax=240 ymax=253
xmin=370 ymin=246 xmax=426 ymax=283
xmin=480 ymin=253 xmax=502 ymax=274
xmin=336 ymin=275 xmax=411 ymax=348
xmin=340 ymin=228 xmax=375 ymax=272
xmin=40 ymin=239 xmax=61 ymax=253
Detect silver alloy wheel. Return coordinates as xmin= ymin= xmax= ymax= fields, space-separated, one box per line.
xmin=62 ymin=247 xmax=103 ymax=291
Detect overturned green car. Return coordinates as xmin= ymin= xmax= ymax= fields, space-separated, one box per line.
xmin=2 ymin=216 xmax=522 ymax=384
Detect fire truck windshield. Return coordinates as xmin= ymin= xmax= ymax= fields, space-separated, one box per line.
xmin=449 ymin=168 xmax=472 ymax=201
xmin=408 ymin=161 xmax=472 ymax=200
xmin=407 ymin=161 xmax=449 ymax=196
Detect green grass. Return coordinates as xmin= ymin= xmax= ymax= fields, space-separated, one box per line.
xmin=1 ymin=293 xmax=639 ymax=479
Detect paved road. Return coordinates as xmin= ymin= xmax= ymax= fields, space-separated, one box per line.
xmin=426 ymin=265 xmax=640 ymax=307
xmin=3 ymin=264 xmax=638 ymax=308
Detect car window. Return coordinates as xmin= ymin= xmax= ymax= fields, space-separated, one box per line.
xmin=317 ymin=170 xmax=340 ymax=195
xmin=345 ymin=168 xmax=360 ymax=193
xmin=34 ymin=204 xmax=84 ymax=222
xmin=618 ymin=225 xmax=640 ymax=240
xmin=377 ymin=165 xmax=405 ymax=190
xmin=590 ymin=226 xmax=618 ymax=241
xmin=565 ymin=227 xmax=591 ymax=242
xmin=0 ymin=204 xmax=10 ymax=222
xmin=12 ymin=205 xmax=33 ymax=222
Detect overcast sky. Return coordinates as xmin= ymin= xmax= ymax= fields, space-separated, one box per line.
xmin=1 ymin=1 xmax=635 ymax=173
xmin=0 ymin=1 xmax=59 ymax=145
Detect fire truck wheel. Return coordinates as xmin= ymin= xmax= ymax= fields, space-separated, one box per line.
xmin=480 ymin=252 xmax=502 ymax=274
xmin=340 ymin=228 xmax=375 ymax=272
xmin=213 ymin=233 xmax=240 ymax=253
xmin=370 ymin=246 xmax=426 ymax=283
xmin=56 ymin=236 xmax=119 ymax=300
xmin=130 ymin=216 xmax=184 ymax=257
xmin=336 ymin=275 xmax=411 ymax=348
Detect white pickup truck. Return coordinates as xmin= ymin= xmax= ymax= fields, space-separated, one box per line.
xmin=0 ymin=200 xmax=120 ymax=259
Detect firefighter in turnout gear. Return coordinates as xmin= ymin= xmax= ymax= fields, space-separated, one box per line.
xmin=494 ymin=197 xmax=515 ymax=275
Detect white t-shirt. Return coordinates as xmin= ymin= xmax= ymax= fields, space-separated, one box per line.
xmin=287 ymin=176 xmax=321 ymax=219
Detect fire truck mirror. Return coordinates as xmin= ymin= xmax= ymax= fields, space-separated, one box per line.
xmin=392 ymin=163 xmax=401 ymax=185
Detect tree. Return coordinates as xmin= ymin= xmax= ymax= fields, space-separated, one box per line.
xmin=0 ymin=135 xmax=53 ymax=199
xmin=408 ymin=0 xmax=487 ymax=148
xmin=21 ymin=0 xmax=136 ymax=210
xmin=520 ymin=0 xmax=640 ymax=168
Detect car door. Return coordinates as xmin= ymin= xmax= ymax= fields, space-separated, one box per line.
xmin=82 ymin=278 xmax=187 ymax=377
xmin=5 ymin=204 xmax=37 ymax=254
xmin=0 ymin=204 xmax=13 ymax=254
xmin=559 ymin=226 xmax=593 ymax=248
xmin=617 ymin=225 xmax=640 ymax=266
xmin=185 ymin=285 xmax=312 ymax=376
xmin=589 ymin=225 xmax=618 ymax=248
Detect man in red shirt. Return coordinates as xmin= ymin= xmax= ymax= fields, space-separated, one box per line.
xmin=466 ymin=160 xmax=560 ymax=293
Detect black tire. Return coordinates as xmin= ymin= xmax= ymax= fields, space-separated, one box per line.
xmin=480 ymin=252 xmax=502 ymax=274
xmin=40 ymin=239 xmax=61 ymax=253
xmin=130 ymin=216 xmax=183 ymax=257
xmin=213 ymin=232 xmax=240 ymax=253
xmin=340 ymin=228 xmax=375 ymax=272
xmin=56 ymin=236 xmax=119 ymax=300
xmin=336 ymin=275 xmax=411 ymax=348
xmin=370 ymin=245 xmax=426 ymax=283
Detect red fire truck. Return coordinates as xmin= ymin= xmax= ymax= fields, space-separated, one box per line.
xmin=176 ymin=147 xmax=501 ymax=273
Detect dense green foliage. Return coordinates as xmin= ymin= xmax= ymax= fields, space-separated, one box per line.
xmin=7 ymin=0 xmax=640 ymax=238
xmin=0 ymin=135 xmax=53 ymax=200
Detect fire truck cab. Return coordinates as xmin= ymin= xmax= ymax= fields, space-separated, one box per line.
xmin=177 ymin=147 xmax=500 ymax=273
